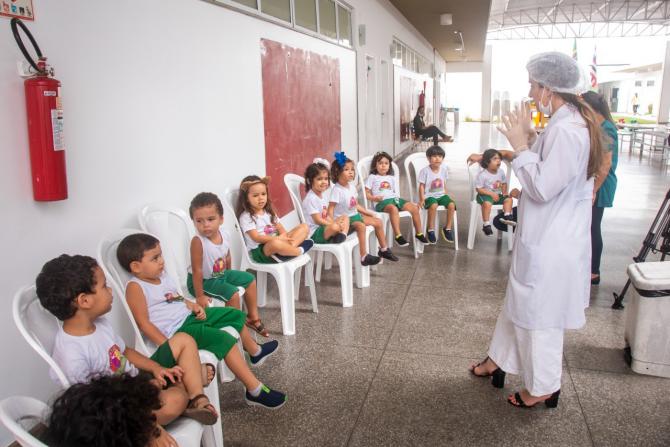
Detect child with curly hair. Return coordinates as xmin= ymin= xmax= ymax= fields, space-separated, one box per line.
xmin=475 ymin=148 xmax=515 ymax=236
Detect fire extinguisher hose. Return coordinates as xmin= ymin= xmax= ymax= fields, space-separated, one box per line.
xmin=10 ymin=18 xmax=45 ymax=74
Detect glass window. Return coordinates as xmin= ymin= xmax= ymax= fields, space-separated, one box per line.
xmin=231 ymin=0 xmax=258 ymax=9
xmin=647 ymin=80 xmax=655 ymax=87
xmin=319 ymin=0 xmax=337 ymax=39
xmin=337 ymin=4 xmax=351 ymax=46
xmin=635 ymin=80 xmax=642 ymax=87
xmin=261 ymin=0 xmax=291 ymax=21
xmin=295 ymin=0 xmax=317 ymax=31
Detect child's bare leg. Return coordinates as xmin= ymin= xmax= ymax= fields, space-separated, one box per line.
xmin=227 ymin=293 xmax=241 ymax=310
xmin=383 ymin=204 xmax=401 ymax=236
xmin=503 ymin=198 xmax=513 ymax=214
xmin=263 ymin=238 xmax=302 ymax=257
xmin=168 ymin=333 xmax=207 ymax=398
xmin=353 ymin=221 xmax=367 ymax=257
xmin=239 ymin=325 xmax=260 ymax=354
xmin=155 ymin=387 xmax=188 ymax=425
xmin=285 ymin=223 xmax=309 ymax=246
xmin=446 ymin=203 xmax=456 ymax=229
xmin=363 ymin=215 xmax=387 ymax=249
xmin=402 ymin=202 xmax=422 ymax=232
xmin=481 ymin=202 xmax=492 ymax=222
xmin=427 ymin=204 xmax=438 ymax=231
xmin=323 ymin=222 xmax=342 ymax=239
xmin=335 ymin=216 xmax=350 ymax=234
xmin=224 ymin=346 xmax=261 ymax=391
xmin=242 ymin=281 xmax=259 ymax=321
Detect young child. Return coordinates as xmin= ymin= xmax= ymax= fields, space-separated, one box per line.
xmin=475 ymin=148 xmax=515 ymax=236
xmin=188 ymin=192 xmax=268 ymax=337
xmin=118 ymin=233 xmax=286 ymax=409
xmin=364 ymin=151 xmax=428 ymax=246
xmin=35 ymin=254 xmax=219 ymax=436
xmin=46 ymin=374 xmax=176 ymax=447
xmin=236 ymin=175 xmax=314 ymax=263
xmin=328 ymin=151 xmax=397 ymax=266
xmin=303 ymin=158 xmax=349 ymax=244
xmin=418 ymin=145 xmax=457 ymax=244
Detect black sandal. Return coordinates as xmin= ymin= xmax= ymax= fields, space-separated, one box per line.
xmin=508 ymin=390 xmax=561 ymax=409
xmin=469 ymin=356 xmax=506 ymax=388
xmin=183 ymin=394 xmax=218 ymax=425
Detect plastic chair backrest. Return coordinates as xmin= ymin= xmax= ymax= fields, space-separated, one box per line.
xmin=13 ymin=285 xmax=70 ymax=389
xmin=138 ymin=205 xmax=194 ymax=293
xmin=0 ymin=396 xmax=49 ymax=447
xmin=222 ymin=189 xmax=254 ymax=267
xmin=96 ymin=228 xmax=154 ymax=356
xmin=283 ymin=174 xmax=307 ymax=223
xmin=404 ymin=152 xmax=429 ymax=203
xmin=357 ymin=156 xmax=402 ymax=209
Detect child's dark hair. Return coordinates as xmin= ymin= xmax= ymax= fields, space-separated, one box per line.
xmin=480 ymin=148 xmax=502 ymax=169
xmin=236 ymin=175 xmax=277 ymax=222
xmin=190 ymin=192 xmax=223 ymax=218
xmin=304 ymin=162 xmax=330 ymax=191
xmin=370 ymin=151 xmax=394 ymax=175
xmin=426 ymin=145 xmax=445 ymax=158
xmin=330 ymin=155 xmax=354 ymax=183
xmin=117 ymin=233 xmax=160 ymax=273
xmin=36 ymin=255 xmax=98 ymax=321
xmin=45 ymin=373 xmax=162 ymax=447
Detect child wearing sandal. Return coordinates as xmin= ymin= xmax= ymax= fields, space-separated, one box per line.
xmin=36 ymin=254 xmax=219 ymax=432
xmin=188 ymin=192 xmax=268 ymax=337
xmin=475 ymin=148 xmax=515 ymax=236
xmin=303 ymin=158 xmax=349 ymax=244
xmin=329 ymin=151 xmax=397 ymax=266
xmin=118 ymin=233 xmax=286 ymax=409
xmin=418 ymin=145 xmax=457 ymax=244
xmin=364 ymin=151 xmax=428 ymax=247
xmin=237 ymin=175 xmax=314 ymax=263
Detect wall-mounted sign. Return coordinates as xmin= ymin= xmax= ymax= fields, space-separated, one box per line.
xmin=1 ymin=0 xmax=34 ymax=21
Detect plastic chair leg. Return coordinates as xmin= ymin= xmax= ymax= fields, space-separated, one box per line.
xmin=199 ymin=350 xmax=224 ymax=447
xmin=467 ymin=203 xmax=478 ymax=250
xmin=324 ymin=252 xmax=333 ymax=270
xmin=506 ymin=225 xmax=514 ymax=251
xmin=256 ymin=271 xmax=267 ymax=307
xmin=273 ymin=268 xmax=297 ymax=335
xmin=453 ymin=211 xmax=459 ymax=251
xmin=333 ymin=249 xmax=353 ymax=307
xmin=353 ymin=248 xmax=370 ymax=288
xmin=304 ymin=260 xmax=318 ymax=312
xmin=294 ymin=268 xmax=301 ymax=300
xmin=315 ymin=251 xmax=323 ymax=282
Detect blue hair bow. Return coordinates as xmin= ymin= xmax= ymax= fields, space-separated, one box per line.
xmin=333 ymin=151 xmax=348 ymax=167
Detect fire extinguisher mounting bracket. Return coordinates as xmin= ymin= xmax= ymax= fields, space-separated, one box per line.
xmin=11 ymin=18 xmax=46 ymax=75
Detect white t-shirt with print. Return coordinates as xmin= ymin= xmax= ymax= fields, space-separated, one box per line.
xmin=365 ymin=174 xmax=399 ymax=202
xmin=303 ymin=189 xmax=330 ymax=234
xmin=239 ymin=210 xmax=279 ymax=249
xmin=475 ymin=169 xmax=507 ymax=194
xmin=127 ymin=272 xmax=192 ymax=338
xmin=188 ymin=229 xmax=231 ymax=279
xmin=418 ymin=165 xmax=449 ymax=199
xmin=51 ymin=316 xmax=138 ymax=385
xmin=329 ymin=182 xmax=359 ymax=217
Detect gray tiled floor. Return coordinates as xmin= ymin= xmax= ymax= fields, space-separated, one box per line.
xmin=220 ymin=123 xmax=670 ymax=446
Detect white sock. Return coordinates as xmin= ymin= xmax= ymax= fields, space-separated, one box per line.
xmin=484 ymin=221 xmax=491 ymax=226
xmin=361 ymin=255 xmax=367 ymax=262
xmin=249 ymin=383 xmax=262 ymax=397
xmin=380 ymin=247 xmax=387 ymax=252
xmin=252 ymin=346 xmax=262 ymax=357
xmin=299 ymin=247 xmax=305 ymax=254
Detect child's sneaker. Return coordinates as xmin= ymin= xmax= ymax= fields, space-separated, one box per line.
xmin=361 ymin=254 xmax=381 ymax=266
xmin=249 ymin=340 xmax=279 ymax=367
xmin=482 ymin=224 xmax=493 ymax=236
xmin=442 ymin=228 xmax=454 ymax=244
xmin=271 ymin=253 xmax=295 ymax=263
xmin=299 ymin=239 xmax=314 ymax=254
xmin=427 ymin=230 xmax=437 ymax=244
xmin=395 ymin=234 xmax=409 ymax=247
xmin=500 ymin=215 xmax=517 ymax=227
xmin=245 ymin=384 xmax=286 ymax=410
xmin=415 ymin=233 xmax=429 ymax=243
xmin=378 ymin=248 xmax=399 ymax=261
xmin=331 ymin=232 xmax=347 ymax=244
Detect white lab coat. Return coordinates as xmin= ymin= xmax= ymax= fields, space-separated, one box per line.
xmin=505 ymin=103 xmax=593 ymax=331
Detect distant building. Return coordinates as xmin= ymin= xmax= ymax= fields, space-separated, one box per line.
xmin=598 ymin=63 xmax=661 ymax=116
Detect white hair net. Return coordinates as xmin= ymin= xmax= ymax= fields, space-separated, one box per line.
xmin=526 ymin=51 xmax=590 ymax=95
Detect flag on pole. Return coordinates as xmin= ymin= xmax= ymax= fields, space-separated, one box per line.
xmin=590 ymin=46 xmax=597 ymax=89
xmin=572 ymin=38 xmax=578 ymax=60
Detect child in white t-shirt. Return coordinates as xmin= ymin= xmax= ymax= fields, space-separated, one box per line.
xmin=302 ymin=158 xmax=349 ymax=244
xmin=35 ymin=254 xmax=219 ymax=442
xmin=475 ymin=148 xmax=515 ymax=236
xmin=418 ymin=145 xmax=457 ymax=244
xmin=364 ymin=151 xmax=428 ymax=247
xmin=237 ymin=175 xmax=314 ymax=263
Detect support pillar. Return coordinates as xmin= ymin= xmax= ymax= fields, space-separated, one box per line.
xmin=657 ymin=40 xmax=670 ymax=123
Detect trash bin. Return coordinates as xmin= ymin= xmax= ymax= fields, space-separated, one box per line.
xmin=624 ymin=261 xmax=670 ymax=378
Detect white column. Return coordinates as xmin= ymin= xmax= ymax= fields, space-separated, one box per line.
xmin=480 ymin=45 xmax=493 ymax=122
xmin=657 ymin=40 xmax=670 ymax=123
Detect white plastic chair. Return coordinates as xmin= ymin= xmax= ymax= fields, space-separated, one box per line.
xmin=0 ymin=396 xmax=48 ymax=447
xmin=11 ymin=286 xmax=206 ymax=447
xmin=466 ymin=162 xmax=514 ymax=251
xmin=96 ymin=230 xmax=224 ymax=447
xmin=404 ymin=152 xmax=459 ymax=250
xmin=357 ymin=155 xmax=421 ymax=258
xmin=284 ymin=173 xmax=372 ymax=307
xmin=222 ymin=188 xmax=317 ymax=336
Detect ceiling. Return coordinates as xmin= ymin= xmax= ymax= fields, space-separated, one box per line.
xmin=388 ymin=0 xmax=493 ymax=62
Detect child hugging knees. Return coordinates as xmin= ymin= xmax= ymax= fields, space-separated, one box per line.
xmin=365 ymin=151 xmax=428 ymax=246
xmin=475 ymin=149 xmax=515 ymax=236
xmin=117 ymin=233 xmax=286 ymax=409
xmin=188 ymin=192 xmax=268 ymax=337
xmin=303 ymin=158 xmax=349 ymax=244
xmin=418 ymin=145 xmax=457 ymax=244
xmin=35 ymin=255 xmax=218 ymax=447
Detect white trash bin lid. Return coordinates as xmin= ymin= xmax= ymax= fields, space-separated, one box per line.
xmin=627 ymin=262 xmax=670 ymax=295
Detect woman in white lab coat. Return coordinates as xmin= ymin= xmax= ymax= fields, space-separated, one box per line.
xmin=470 ymin=52 xmax=604 ymax=408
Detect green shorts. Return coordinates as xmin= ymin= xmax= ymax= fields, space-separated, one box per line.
xmin=149 ymin=340 xmax=177 ymax=368
xmin=375 ymin=197 xmax=408 ymax=212
xmin=176 ymin=307 xmax=246 ymax=360
xmin=310 ymin=225 xmax=333 ymax=244
xmin=424 ymin=195 xmax=456 ymax=210
xmin=187 ymin=270 xmax=255 ymax=303
xmin=249 ymin=244 xmax=276 ymax=264
xmin=347 ymin=213 xmax=364 ymax=234
xmin=476 ymin=194 xmax=509 ymax=205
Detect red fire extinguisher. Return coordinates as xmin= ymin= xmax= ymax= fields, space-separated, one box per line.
xmin=12 ymin=18 xmax=67 ymax=201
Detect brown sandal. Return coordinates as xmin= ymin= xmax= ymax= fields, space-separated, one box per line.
xmin=246 ymin=318 xmax=269 ymax=337
xmin=183 ymin=394 xmax=218 ymax=425
xmin=201 ymin=363 xmax=215 ymax=386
